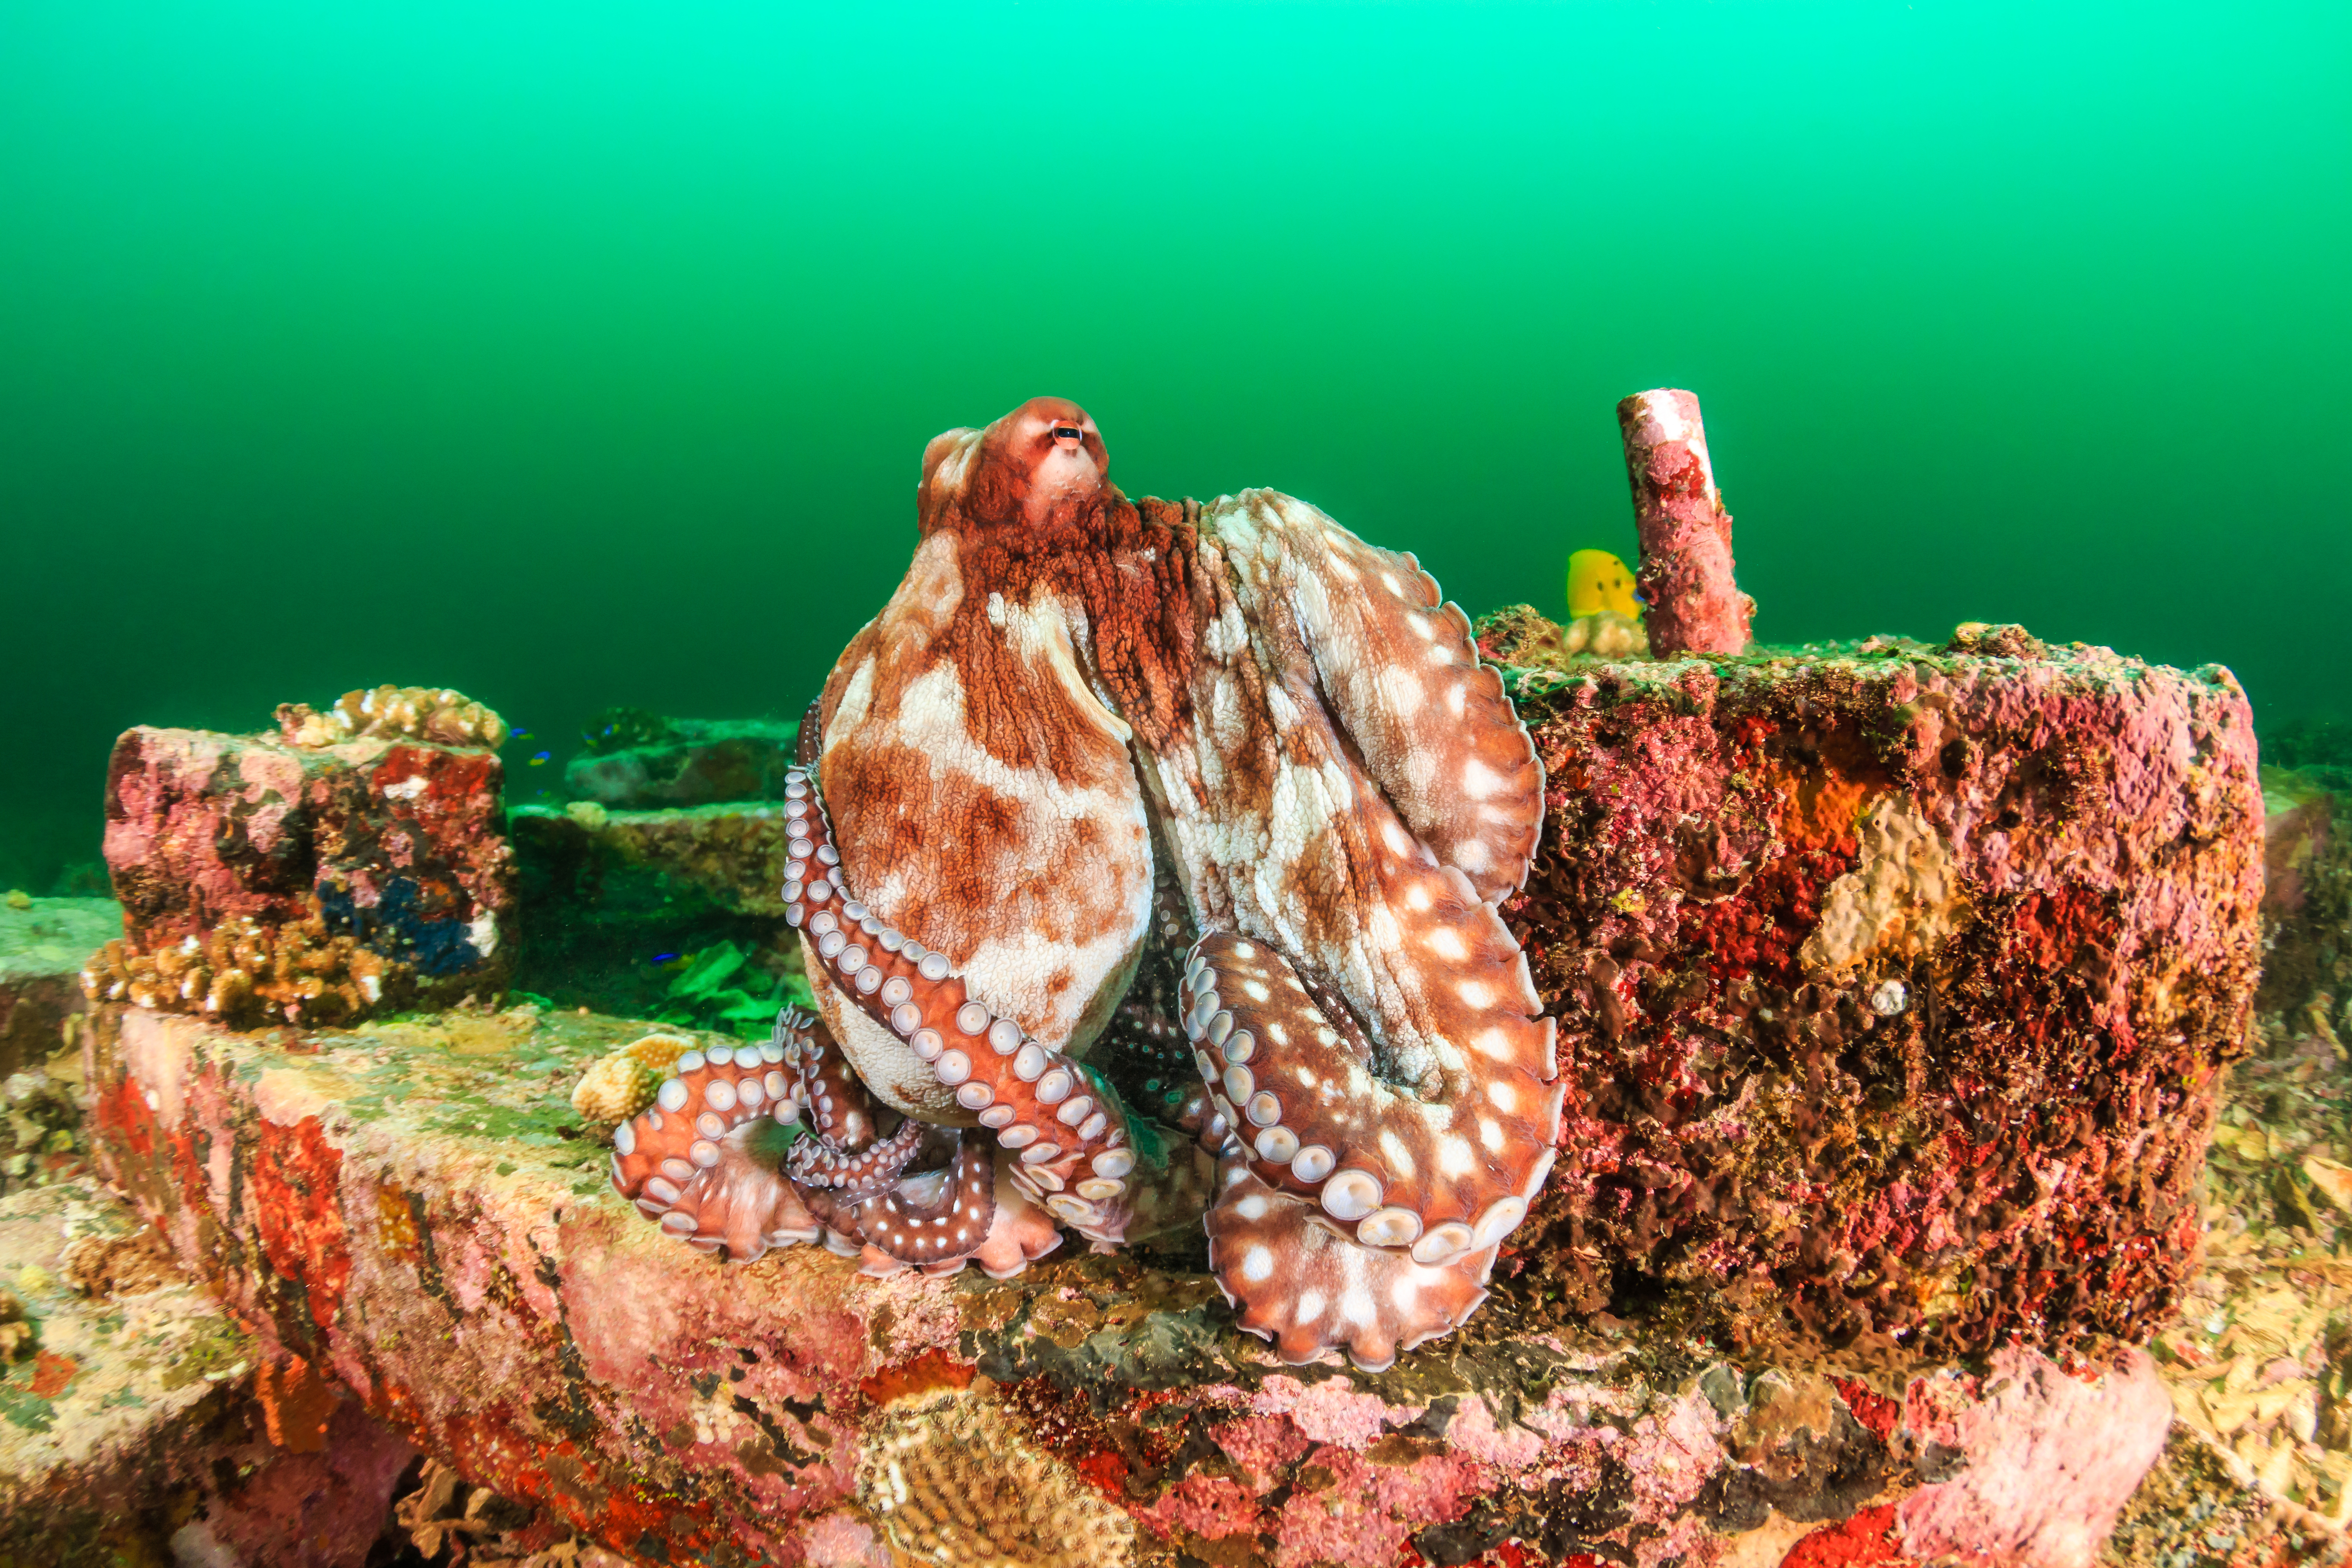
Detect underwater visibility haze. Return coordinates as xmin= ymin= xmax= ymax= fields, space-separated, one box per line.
xmin=19 ymin=7 xmax=2352 ymax=1555
xmin=0 ymin=1 xmax=2346 ymax=884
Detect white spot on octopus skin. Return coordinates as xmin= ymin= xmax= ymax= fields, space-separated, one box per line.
xmin=1461 ymin=758 xmax=1505 ymax=799
xmin=1242 ymin=1245 xmax=1274 ymax=1283
xmin=1436 ymin=1136 xmax=1476 ymax=1178
xmin=1486 ymin=1080 xmax=1518 ymax=1113
xmin=1469 ymin=1027 xmax=1517 ymax=1063
xmin=1427 ymin=927 xmax=1468 ymax=961
xmin=1458 ymin=981 xmax=1493 ymax=1007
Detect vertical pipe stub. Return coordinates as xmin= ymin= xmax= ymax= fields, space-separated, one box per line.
xmin=1617 ymin=389 xmax=1755 ymax=656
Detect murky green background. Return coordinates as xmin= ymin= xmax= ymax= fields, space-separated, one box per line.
xmin=3 ymin=3 xmax=2345 ymax=889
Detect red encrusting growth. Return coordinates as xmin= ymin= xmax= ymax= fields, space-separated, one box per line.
xmin=1779 ymin=1506 xmax=1909 ymax=1568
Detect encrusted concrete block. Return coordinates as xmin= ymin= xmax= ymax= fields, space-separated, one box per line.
xmin=564 ymin=716 xmax=802 ymax=809
xmin=83 ymin=1004 xmax=2191 ymax=1567
xmin=96 ymin=717 xmax=512 ymax=1026
xmin=512 ymin=800 xmax=800 ymax=919
xmin=0 ymin=1176 xmax=415 ymax=1568
xmin=1480 ymin=614 xmax=2263 ymax=1358
xmin=0 ymin=897 xmax=115 ymax=1080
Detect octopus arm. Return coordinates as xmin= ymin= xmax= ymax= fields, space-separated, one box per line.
xmin=606 ymin=1039 xmax=821 ymax=1262
xmin=778 ymin=766 xmax=1151 ymax=1246
xmin=1204 ymin=1156 xmax=1494 ymax=1372
xmin=1183 ymin=897 xmax=1561 ymax=1265
xmin=851 ymin=1132 xmax=999 ymax=1268
xmin=848 ymin=1143 xmax=1066 ymax=1280
xmin=1202 ymin=490 xmax=1545 ymax=903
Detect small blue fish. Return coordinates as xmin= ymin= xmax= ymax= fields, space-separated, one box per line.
xmin=529 ymin=750 xmax=550 ymax=766
xmin=650 ymin=952 xmax=680 ymax=965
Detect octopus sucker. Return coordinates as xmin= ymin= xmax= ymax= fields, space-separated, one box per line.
xmin=1204 ymin=1157 xmax=1494 ymax=1372
xmin=601 ymin=396 xmax=1561 ymax=1363
xmin=609 ymin=1043 xmax=818 ymax=1262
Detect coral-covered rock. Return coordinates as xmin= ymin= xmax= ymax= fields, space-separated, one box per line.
xmin=0 ymin=895 xmax=113 ymax=1079
xmin=564 ymin=714 xmax=800 ymax=808
xmin=82 ymin=1003 xmax=2201 ymax=1567
xmin=1485 ymin=616 xmax=2263 ymax=1357
xmin=276 ymin=685 xmax=508 ymax=751
xmin=96 ymin=712 xmax=512 ymax=1027
xmin=0 ymin=1175 xmax=416 ymax=1567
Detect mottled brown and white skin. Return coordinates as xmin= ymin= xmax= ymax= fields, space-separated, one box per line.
xmin=608 ymin=396 xmax=1563 ymax=1370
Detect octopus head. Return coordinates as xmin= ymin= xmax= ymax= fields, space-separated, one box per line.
xmin=918 ymin=396 xmax=1114 ymax=542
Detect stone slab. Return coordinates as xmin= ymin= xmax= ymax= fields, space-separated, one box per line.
xmin=0 ymin=897 xmax=116 ymax=1080
xmin=512 ymin=800 xmax=799 ymax=920
xmin=81 ymin=1003 xmax=2196 ymax=1568
xmin=0 ymin=1174 xmax=415 ymax=1568
xmin=564 ymin=717 xmax=802 ymax=810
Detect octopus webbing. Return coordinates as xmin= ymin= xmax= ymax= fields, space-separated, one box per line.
xmin=606 ymin=396 xmax=1563 ymax=1369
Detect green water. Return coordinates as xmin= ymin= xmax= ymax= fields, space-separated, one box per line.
xmin=3 ymin=3 xmax=2346 ymax=890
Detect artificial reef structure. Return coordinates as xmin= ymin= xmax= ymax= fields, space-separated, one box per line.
xmin=52 ymin=391 xmax=2271 ymax=1567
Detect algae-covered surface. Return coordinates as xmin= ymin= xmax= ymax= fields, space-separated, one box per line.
xmin=0 ymin=1176 xmax=252 ymax=1526
xmin=286 ymin=1003 xmax=752 ymax=1200
xmin=2153 ymin=1004 xmax=2352 ymax=1519
xmin=0 ymin=898 xmax=117 ymax=986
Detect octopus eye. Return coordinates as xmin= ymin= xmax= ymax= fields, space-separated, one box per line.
xmin=1052 ymin=425 xmax=1083 ymax=444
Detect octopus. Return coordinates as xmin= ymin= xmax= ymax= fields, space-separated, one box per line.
xmin=605 ymin=397 xmax=1564 ymax=1369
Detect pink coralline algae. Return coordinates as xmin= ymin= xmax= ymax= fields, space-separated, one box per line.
xmin=1617 ymin=389 xmax=1755 ymax=656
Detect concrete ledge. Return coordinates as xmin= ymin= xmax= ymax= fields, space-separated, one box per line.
xmin=0 ymin=1175 xmax=413 ymax=1568
xmin=87 ymin=1004 xmax=2191 ymax=1567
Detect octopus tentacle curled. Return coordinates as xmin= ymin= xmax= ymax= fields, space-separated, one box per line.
xmin=606 ymin=1039 xmax=818 ymax=1261
xmin=602 ymin=395 xmax=1562 ymax=1367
